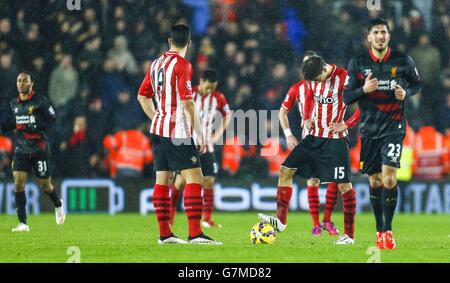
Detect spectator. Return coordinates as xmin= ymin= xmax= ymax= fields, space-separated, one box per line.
xmin=99 ymin=57 xmax=127 ymax=110
xmin=111 ymin=89 xmax=144 ymax=131
xmin=48 ymin=54 xmax=79 ymax=109
xmin=60 ymin=116 xmax=90 ymax=177
xmin=107 ymin=35 xmax=138 ymax=75
xmin=436 ymin=68 xmax=450 ymax=133
xmin=0 ymin=52 xmax=18 ymax=120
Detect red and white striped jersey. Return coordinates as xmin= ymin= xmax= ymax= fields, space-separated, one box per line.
xmin=138 ymin=51 xmax=194 ymax=139
xmin=307 ymin=65 xmax=349 ymax=139
xmin=193 ymin=86 xmax=231 ymax=152
xmin=281 ymin=80 xmax=311 ymax=139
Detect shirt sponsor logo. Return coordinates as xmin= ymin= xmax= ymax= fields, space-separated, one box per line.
xmin=377 ymin=79 xmax=397 ymax=91
xmin=314 ymin=95 xmax=335 ymax=104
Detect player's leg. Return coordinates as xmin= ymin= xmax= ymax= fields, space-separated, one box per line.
xmin=274 ymin=165 xmax=297 ymax=228
xmin=322 ymin=182 xmax=339 ymax=235
xmin=200 ymin=152 xmax=220 ymax=228
xmin=202 ymin=176 xmax=221 ymax=228
xmin=170 ymin=172 xmax=185 ymax=225
xmin=32 ymin=148 xmax=64 ymax=224
xmin=258 ymin=137 xmax=313 ymax=233
xmin=360 ymin=137 xmax=384 ymax=247
xmin=257 ymin=165 xmax=296 ymax=233
xmin=314 ymin=137 xmax=354 ymax=244
xmin=36 ymin=177 xmax=64 ymax=225
xmin=150 ymin=134 xmax=186 ymax=244
xmin=379 ymin=134 xmax=404 ymax=250
xmin=306 ymin=178 xmax=321 ymax=235
xmin=180 ymin=167 xmax=221 ymax=244
xmin=12 ymin=170 xmax=30 ymax=232
xmin=335 ymin=182 xmax=356 ymax=244
xmin=368 ymin=173 xmax=384 ymax=248
xmin=381 ymin=165 xmax=399 ymax=250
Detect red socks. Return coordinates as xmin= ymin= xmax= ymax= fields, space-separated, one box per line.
xmin=203 ymin=188 xmax=214 ymax=221
xmin=184 ymin=183 xmax=203 ymax=237
xmin=153 ymin=184 xmax=172 ymax=237
xmin=342 ymin=189 xmax=356 ymax=239
xmin=170 ymin=185 xmax=184 ymax=225
xmin=307 ymin=185 xmax=320 ymax=226
xmin=276 ymin=186 xmax=293 ymax=225
xmin=306 ymin=186 xmax=320 ymax=226
xmin=324 ymin=183 xmax=338 ymax=223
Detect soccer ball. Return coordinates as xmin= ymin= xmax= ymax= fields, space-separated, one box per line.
xmin=250 ymin=222 xmax=276 ymax=244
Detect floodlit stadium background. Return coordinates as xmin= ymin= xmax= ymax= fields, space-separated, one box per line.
xmin=0 ymin=0 xmax=449 ymax=215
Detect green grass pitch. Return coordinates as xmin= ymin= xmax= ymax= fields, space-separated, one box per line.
xmin=0 ymin=212 xmax=449 ymax=263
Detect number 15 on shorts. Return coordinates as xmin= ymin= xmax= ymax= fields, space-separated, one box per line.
xmin=334 ymin=167 xmax=345 ymax=180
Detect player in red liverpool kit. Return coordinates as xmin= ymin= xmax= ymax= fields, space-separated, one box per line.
xmin=137 ymin=24 xmax=221 ymax=245
xmin=280 ymin=51 xmax=361 ymax=236
xmin=259 ymin=55 xmax=357 ymax=245
xmin=169 ymin=69 xmax=232 ymax=228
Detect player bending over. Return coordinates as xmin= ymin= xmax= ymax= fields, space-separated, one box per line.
xmin=1 ymin=71 xmax=65 ymax=232
xmin=258 ymin=55 xmax=357 ymax=245
xmin=280 ymin=51 xmax=361 ymax=236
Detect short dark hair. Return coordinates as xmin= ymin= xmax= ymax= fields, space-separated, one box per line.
xmin=18 ymin=70 xmax=35 ymax=83
xmin=202 ymin=69 xmax=218 ymax=83
xmin=304 ymin=50 xmax=318 ymax=57
xmin=302 ymin=55 xmax=325 ymax=81
xmin=170 ymin=24 xmax=190 ymax=48
xmin=368 ymin=18 xmax=390 ymax=33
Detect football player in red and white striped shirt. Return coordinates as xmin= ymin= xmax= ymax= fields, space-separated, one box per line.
xmin=170 ymin=69 xmax=232 ymax=228
xmin=258 ymin=55 xmax=357 ymax=245
xmin=137 ymin=24 xmax=221 ymax=245
xmin=280 ymin=52 xmax=361 ymax=237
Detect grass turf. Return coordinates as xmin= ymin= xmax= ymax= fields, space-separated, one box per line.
xmin=0 ymin=212 xmax=449 ymax=263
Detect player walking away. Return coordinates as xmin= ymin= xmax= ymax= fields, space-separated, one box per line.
xmin=280 ymin=51 xmax=361 ymax=236
xmin=344 ymin=18 xmax=421 ymax=250
xmin=258 ymin=55 xmax=357 ymax=245
xmin=0 ymin=71 xmax=65 ymax=232
xmin=137 ymin=24 xmax=221 ymax=245
xmin=169 ymin=69 xmax=232 ymax=228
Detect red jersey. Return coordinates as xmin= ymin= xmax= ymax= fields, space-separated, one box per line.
xmin=138 ymin=51 xmax=194 ymax=139
xmin=282 ymin=75 xmax=360 ymax=139
xmin=193 ymin=87 xmax=231 ymax=152
xmin=305 ymin=65 xmax=350 ymax=139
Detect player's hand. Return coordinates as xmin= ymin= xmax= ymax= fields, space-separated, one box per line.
xmin=362 ymin=73 xmax=379 ymax=94
xmin=329 ymin=122 xmax=348 ymax=133
xmin=394 ymin=84 xmax=406 ymax=100
xmin=286 ymin=135 xmax=299 ymax=150
xmin=304 ymin=119 xmax=313 ymax=130
xmin=196 ymin=136 xmax=207 ymax=154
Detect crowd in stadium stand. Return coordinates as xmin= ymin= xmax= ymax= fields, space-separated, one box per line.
xmin=0 ymin=0 xmax=449 ymax=180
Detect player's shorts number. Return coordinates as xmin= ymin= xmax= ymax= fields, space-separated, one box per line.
xmin=334 ymin=167 xmax=345 ymax=180
xmin=387 ymin=143 xmax=401 ymax=158
xmin=38 ymin=161 xmax=47 ymax=173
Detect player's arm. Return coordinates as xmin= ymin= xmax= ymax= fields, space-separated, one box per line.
xmin=404 ymin=55 xmax=422 ymax=97
xmin=212 ymin=96 xmax=232 ymax=144
xmin=343 ymin=58 xmax=378 ymax=105
xmin=330 ymin=107 xmax=361 ymax=133
xmin=137 ymin=69 xmax=156 ymax=120
xmin=279 ymin=86 xmax=300 ymax=149
xmin=303 ymin=85 xmax=314 ymax=130
xmin=178 ymin=61 xmax=205 ymax=152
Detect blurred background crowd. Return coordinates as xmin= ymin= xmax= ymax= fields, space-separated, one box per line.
xmin=0 ymin=0 xmax=449 ymax=180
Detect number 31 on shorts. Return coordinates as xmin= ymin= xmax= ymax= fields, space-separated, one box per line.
xmin=334 ymin=167 xmax=345 ymax=180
